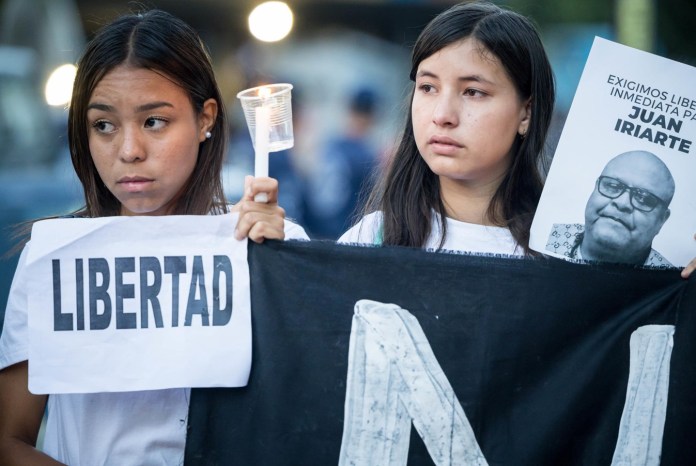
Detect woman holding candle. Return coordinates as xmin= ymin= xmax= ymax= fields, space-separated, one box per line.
xmin=0 ymin=9 xmax=306 ymax=465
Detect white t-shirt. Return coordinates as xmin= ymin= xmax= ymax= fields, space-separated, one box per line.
xmin=0 ymin=218 xmax=308 ymax=466
xmin=338 ymin=211 xmax=522 ymax=256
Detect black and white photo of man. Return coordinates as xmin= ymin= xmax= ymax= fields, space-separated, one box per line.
xmin=546 ymin=150 xmax=675 ymax=266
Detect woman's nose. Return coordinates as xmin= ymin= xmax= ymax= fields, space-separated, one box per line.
xmin=432 ymin=94 xmax=459 ymax=127
xmin=119 ymin=127 xmax=146 ymax=162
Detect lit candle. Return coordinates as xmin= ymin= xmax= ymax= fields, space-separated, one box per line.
xmin=254 ymin=87 xmax=272 ymax=202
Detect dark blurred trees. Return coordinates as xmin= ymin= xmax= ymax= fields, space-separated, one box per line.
xmin=656 ymin=0 xmax=696 ymax=65
xmin=507 ymin=0 xmax=695 ymax=65
xmin=507 ymin=0 xmax=612 ymax=23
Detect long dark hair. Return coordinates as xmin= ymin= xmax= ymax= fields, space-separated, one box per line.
xmin=69 ymin=9 xmax=228 ymax=217
xmin=362 ymin=1 xmax=555 ymax=253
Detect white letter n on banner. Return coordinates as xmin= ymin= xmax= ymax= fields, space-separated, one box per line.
xmin=338 ymin=300 xmax=488 ymax=466
xmin=612 ymin=324 xmax=675 ymax=466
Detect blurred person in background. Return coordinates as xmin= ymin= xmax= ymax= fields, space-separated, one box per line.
xmin=303 ymin=86 xmax=381 ymax=239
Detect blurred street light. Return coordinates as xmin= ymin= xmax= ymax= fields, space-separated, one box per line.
xmin=248 ymin=1 xmax=294 ymax=42
xmin=45 ymin=63 xmax=77 ymax=106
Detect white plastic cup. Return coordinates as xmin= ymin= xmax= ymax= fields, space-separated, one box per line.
xmin=237 ymin=83 xmax=294 ymax=152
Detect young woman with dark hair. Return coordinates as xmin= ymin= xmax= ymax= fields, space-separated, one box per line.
xmin=341 ymin=1 xmax=555 ymax=255
xmin=67 ymin=9 xmax=231 ymax=219
xmin=0 ymin=9 xmax=306 ymax=465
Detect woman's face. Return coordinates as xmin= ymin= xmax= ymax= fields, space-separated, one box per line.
xmin=412 ymin=38 xmax=529 ymax=192
xmin=86 ymin=65 xmax=216 ymax=216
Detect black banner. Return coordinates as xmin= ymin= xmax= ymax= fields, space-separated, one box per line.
xmin=186 ymin=240 xmax=695 ymax=465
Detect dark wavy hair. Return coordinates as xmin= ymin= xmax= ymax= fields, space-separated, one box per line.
xmin=361 ymin=1 xmax=555 ymax=253
xmin=68 ymin=9 xmax=228 ymax=217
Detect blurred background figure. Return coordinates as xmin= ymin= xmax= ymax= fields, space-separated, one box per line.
xmin=303 ymin=86 xmax=382 ymax=239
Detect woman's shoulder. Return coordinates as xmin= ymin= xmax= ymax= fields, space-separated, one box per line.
xmin=338 ymin=212 xmax=382 ymax=245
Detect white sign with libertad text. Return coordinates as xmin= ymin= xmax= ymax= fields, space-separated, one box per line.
xmin=531 ymin=37 xmax=696 ymax=267
xmin=26 ymin=213 xmax=251 ymax=394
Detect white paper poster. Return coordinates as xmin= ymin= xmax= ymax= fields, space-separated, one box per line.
xmin=26 ymin=213 xmax=251 ymax=394
xmin=530 ymin=37 xmax=696 ymax=267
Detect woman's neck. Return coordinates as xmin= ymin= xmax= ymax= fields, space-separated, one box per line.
xmin=439 ymin=176 xmax=502 ymax=226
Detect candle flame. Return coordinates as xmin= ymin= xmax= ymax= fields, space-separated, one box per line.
xmin=258 ymin=86 xmax=272 ymax=99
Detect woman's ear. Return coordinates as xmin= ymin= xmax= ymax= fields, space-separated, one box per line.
xmin=518 ymin=98 xmax=532 ymax=137
xmin=198 ymin=98 xmax=218 ymax=142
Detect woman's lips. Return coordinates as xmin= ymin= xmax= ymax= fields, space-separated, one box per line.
xmin=428 ymin=135 xmax=462 ymax=155
xmin=117 ymin=176 xmax=153 ymax=192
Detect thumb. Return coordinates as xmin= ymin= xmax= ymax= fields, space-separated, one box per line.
xmin=243 ymin=175 xmax=254 ymax=201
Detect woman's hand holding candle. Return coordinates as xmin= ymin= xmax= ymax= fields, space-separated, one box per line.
xmin=233 ymin=175 xmax=286 ymax=242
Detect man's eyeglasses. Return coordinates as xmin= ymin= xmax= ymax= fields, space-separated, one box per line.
xmin=596 ymin=176 xmax=667 ymax=212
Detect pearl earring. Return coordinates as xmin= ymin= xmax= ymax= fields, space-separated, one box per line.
xmin=205 ymin=131 xmax=212 ymax=139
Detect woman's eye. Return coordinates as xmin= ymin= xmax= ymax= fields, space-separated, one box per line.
xmin=418 ymin=83 xmax=435 ymax=93
xmin=463 ymin=88 xmax=484 ymax=97
xmin=144 ymin=117 xmax=167 ymax=130
xmin=92 ymin=120 xmax=115 ymax=133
